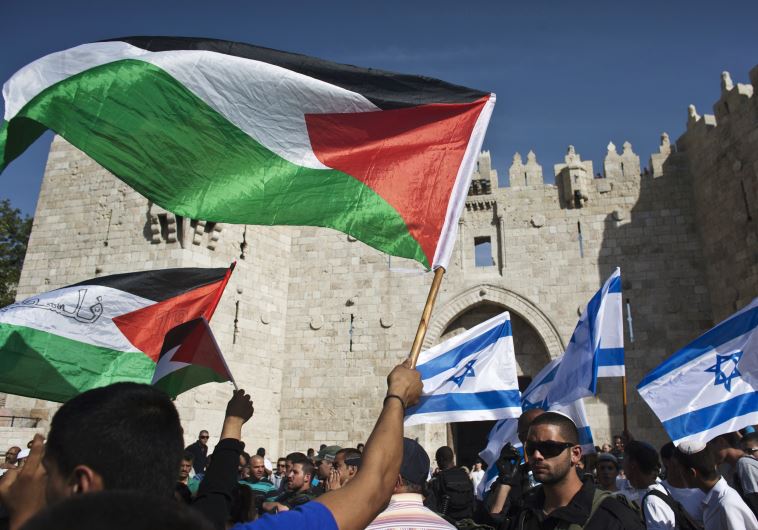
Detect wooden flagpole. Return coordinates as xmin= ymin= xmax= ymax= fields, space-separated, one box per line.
xmin=621 ymin=375 xmax=628 ymax=432
xmin=407 ymin=267 xmax=446 ymax=369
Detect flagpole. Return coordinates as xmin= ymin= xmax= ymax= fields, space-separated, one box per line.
xmin=408 ymin=267 xmax=446 ymax=369
xmin=621 ymin=375 xmax=628 ymax=432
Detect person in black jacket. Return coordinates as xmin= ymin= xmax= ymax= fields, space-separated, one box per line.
xmin=514 ymin=412 xmax=644 ymax=530
xmin=425 ymin=446 xmax=474 ymax=521
xmin=186 ymin=431 xmax=211 ymax=475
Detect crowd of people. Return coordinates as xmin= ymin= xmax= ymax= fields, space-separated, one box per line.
xmin=0 ymin=364 xmax=757 ymax=530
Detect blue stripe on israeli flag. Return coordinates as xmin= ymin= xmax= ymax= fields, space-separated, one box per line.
xmin=546 ymin=268 xmax=624 ymax=406
xmin=638 ymin=297 xmax=758 ymax=445
xmin=404 ymin=312 xmax=521 ymax=426
xmin=476 ymin=354 xmax=595 ymax=497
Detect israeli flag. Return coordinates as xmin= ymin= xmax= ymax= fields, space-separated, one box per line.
xmin=476 ymin=355 xmax=595 ymax=497
xmin=404 ymin=312 xmax=521 ymax=426
xmin=638 ymin=297 xmax=758 ymax=445
xmin=545 ymin=267 xmax=624 ymax=407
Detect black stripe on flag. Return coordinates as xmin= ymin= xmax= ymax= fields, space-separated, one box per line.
xmin=67 ymin=267 xmax=229 ymax=302
xmin=105 ymin=36 xmax=490 ymax=110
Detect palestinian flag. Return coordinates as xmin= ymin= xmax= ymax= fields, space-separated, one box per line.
xmin=0 ymin=266 xmax=233 ymax=402
xmin=0 ymin=37 xmax=496 ymax=269
xmin=152 ymin=317 xmax=234 ymax=399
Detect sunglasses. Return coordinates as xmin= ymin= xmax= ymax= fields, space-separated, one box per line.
xmin=524 ymin=441 xmax=575 ymax=458
xmin=199 ymin=436 xmax=209 ymax=439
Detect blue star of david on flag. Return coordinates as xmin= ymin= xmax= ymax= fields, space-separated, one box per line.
xmin=705 ymin=351 xmax=743 ymax=392
xmin=448 ymin=359 xmax=476 ymax=387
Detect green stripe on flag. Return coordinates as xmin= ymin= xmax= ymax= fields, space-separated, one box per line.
xmin=6 ymin=59 xmax=427 ymax=266
xmin=0 ymin=323 xmax=155 ymax=403
xmin=153 ymin=364 xmax=229 ymax=399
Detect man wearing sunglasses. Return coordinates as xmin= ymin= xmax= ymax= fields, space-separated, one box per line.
xmin=186 ymin=430 xmax=211 ymax=475
xmin=515 ymin=412 xmax=644 ymax=530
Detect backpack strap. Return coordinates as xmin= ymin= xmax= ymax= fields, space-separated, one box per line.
xmin=558 ymin=489 xmax=610 ymax=530
xmin=642 ymin=488 xmax=703 ymax=530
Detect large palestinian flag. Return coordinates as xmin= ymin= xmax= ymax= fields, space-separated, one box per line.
xmin=0 ymin=37 xmax=495 ymax=269
xmin=0 ymin=266 xmax=233 ymax=402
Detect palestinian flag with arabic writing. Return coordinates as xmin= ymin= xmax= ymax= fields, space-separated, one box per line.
xmin=0 ymin=37 xmax=495 ymax=269
xmin=0 ymin=266 xmax=232 ymax=402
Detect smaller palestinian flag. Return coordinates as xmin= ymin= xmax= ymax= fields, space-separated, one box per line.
xmin=152 ymin=317 xmax=234 ymax=399
xmin=0 ymin=265 xmax=233 ymax=402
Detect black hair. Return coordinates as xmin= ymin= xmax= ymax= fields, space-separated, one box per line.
xmin=256 ymin=447 xmax=266 ymax=457
xmin=625 ymin=441 xmax=660 ymax=475
xmin=286 ymin=452 xmax=309 ymax=464
xmin=674 ymin=446 xmax=719 ymax=481
xmin=182 ymin=451 xmax=195 ymax=463
xmin=435 ymin=446 xmax=455 ymax=468
xmin=337 ymin=448 xmax=362 ymax=468
xmin=22 ymin=491 xmax=213 ymax=530
xmin=45 ymin=383 xmax=182 ymax=498
xmin=240 ymin=451 xmax=251 ymax=465
xmin=741 ymin=432 xmax=758 ymax=445
xmin=297 ymin=459 xmax=315 ymax=481
xmin=174 ymin=483 xmax=192 ymax=504
xmin=528 ymin=412 xmax=579 ymax=444
xmin=660 ymin=441 xmax=676 ymax=461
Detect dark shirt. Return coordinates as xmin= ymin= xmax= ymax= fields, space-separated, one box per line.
xmin=425 ymin=467 xmax=475 ymax=521
xmin=272 ymin=488 xmax=317 ymax=510
xmin=192 ymin=438 xmax=245 ymax=530
xmin=516 ymin=478 xmax=644 ymax=530
xmin=186 ymin=440 xmax=209 ymax=475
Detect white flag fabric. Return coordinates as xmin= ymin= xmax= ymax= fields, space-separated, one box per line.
xmin=476 ymin=355 xmax=595 ymax=497
xmin=404 ymin=312 xmax=521 ymax=426
xmin=638 ymin=297 xmax=758 ymax=446
xmin=545 ymin=267 xmax=624 ymax=407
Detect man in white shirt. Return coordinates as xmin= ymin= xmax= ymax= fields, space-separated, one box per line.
xmin=623 ymin=441 xmax=675 ymax=530
xmin=676 ymin=440 xmax=758 ymax=530
xmin=660 ymin=441 xmax=705 ymax=524
xmin=470 ymin=459 xmax=485 ymax=500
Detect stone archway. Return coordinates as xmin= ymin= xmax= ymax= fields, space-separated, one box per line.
xmin=420 ymin=285 xmax=564 ymax=467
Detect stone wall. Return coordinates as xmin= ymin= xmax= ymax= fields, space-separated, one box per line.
xmin=3 ymin=64 xmax=757 ymax=463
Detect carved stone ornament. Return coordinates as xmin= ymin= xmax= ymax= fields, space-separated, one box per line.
xmin=260 ymin=312 xmax=271 ymax=325
xmin=380 ymin=316 xmax=394 ymax=328
xmin=531 ymin=214 xmax=545 ymax=228
xmin=310 ymin=315 xmax=324 ymax=330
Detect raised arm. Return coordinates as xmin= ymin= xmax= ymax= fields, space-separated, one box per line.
xmin=315 ymin=362 xmax=423 ymax=530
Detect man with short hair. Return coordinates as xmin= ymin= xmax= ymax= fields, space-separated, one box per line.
xmin=313 ymin=446 xmax=341 ymax=495
xmin=426 ymin=446 xmax=474 ymax=521
xmin=264 ymin=460 xmax=317 ymax=512
xmin=179 ymin=452 xmax=195 ymax=485
xmin=659 ymin=442 xmax=705 ymax=524
xmin=330 ymin=449 xmax=361 ymax=489
xmin=1 ymin=446 xmax=21 ymax=470
xmin=623 ymin=441 xmax=675 ymax=530
xmin=516 ymin=412 xmax=644 ymax=530
xmin=272 ymin=458 xmax=287 ymax=490
xmin=366 ymin=438 xmax=453 ymax=530
xmin=676 ymin=440 xmax=758 ymax=529
xmin=241 ymin=455 xmax=278 ymax=499
xmin=186 ymin=430 xmax=211 ymax=475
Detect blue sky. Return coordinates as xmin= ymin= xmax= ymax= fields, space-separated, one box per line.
xmin=2 ymin=0 xmax=757 ymax=215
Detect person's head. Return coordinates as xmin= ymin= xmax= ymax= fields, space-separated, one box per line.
xmin=276 ymin=457 xmax=287 ymax=475
xmin=707 ymin=432 xmax=743 ymax=464
xmin=287 ymin=460 xmax=315 ymax=492
xmin=315 ymin=445 xmax=341 ymax=479
xmin=333 ymin=448 xmax=362 ymax=486
xmin=239 ymin=451 xmax=251 ymax=478
xmin=198 ymin=430 xmax=209 ymax=447
xmin=600 ymin=443 xmax=612 ymax=453
xmin=256 ymin=447 xmax=266 ymax=457
xmin=595 ymin=453 xmax=619 ymax=490
xmin=250 ymin=455 xmax=266 ymax=481
xmin=613 ymin=435 xmax=624 ymax=452
xmin=740 ymin=432 xmax=758 ymax=458
xmin=623 ymin=441 xmax=660 ymax=488
xmin=472 ymin=459 xmax=483 ymax=471
xmin=357 ymin=443 xmax=365 ymax=454
xmin=4 ymin=446 xmax=21 ymax=465
xmin=307 ymin=448 xmax=315 ymax=458
xmin=517 ymin=408 xmax=545 ymax=444
xmin=396 ymin=438 xmax=429 ymax=494
xmin=285 ymin=451 xmax=308 ymax=476
xmin=43 ymin=383 xmax=183 ymax=503
xmin=525 ymin=412 xmax=582 ymax=486
xmin=435 ymin=446 xmax=455 ymax=470
xmin=179 ymin=452 xmax=194 ymax=482
xmin=22 ymin=491 xmax=214 ymax=530
xmin=675 ymin=441 xmax=720 ymax=489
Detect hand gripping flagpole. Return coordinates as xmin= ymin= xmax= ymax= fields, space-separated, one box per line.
xmin=408 ymin=267 xmax=446 ymax=369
